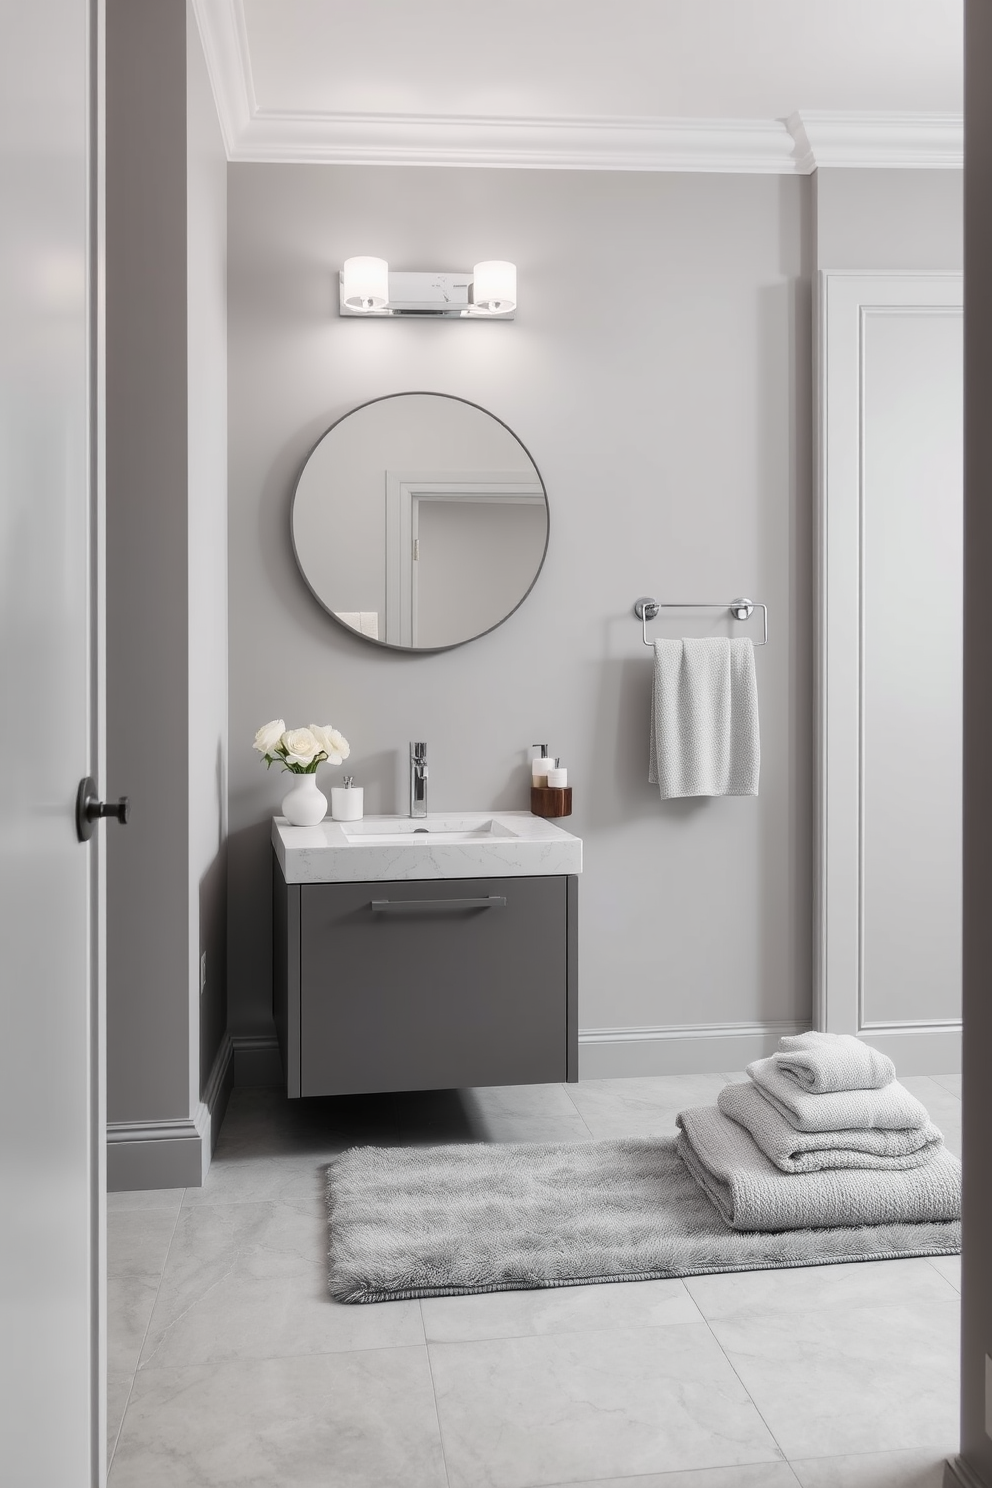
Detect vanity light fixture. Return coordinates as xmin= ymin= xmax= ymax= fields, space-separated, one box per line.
xmin=341 ymin=256 xmax=389 ymax=312
xmin=338 ymin=259 xmax=516 ymax=320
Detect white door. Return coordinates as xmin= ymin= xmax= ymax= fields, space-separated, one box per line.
xmin=0 ymin=3 xmax=105 ymax=1484
xmin=816 ymin=271 xmax=963 ymax=1072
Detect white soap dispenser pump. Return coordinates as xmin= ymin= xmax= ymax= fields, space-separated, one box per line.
xmin=531 ymin=743 xmax=552 ymax=788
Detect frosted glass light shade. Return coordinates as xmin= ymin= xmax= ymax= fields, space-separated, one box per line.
xmin=473 ymin=261 xmax=516 ymax=314
xmin=342 ymin=256 xmax=389 ymax=311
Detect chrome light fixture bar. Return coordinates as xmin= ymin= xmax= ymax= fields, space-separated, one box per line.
xmin=339 ymin=260 xmax=516 ymax=319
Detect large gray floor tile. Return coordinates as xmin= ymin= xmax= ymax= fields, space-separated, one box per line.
xmin=927 ymin=1254 xmax=961 ymax=1292
xmin=421 ymin=1276 xmax=701 ymax=1342
xmin=710 ymin=1295 xmax=959 ymax=1459
xmin=107 ymin=1208 xmax=179 ymax=1278
xmin=557 ymin=1466 xmax=801 ymax=1488
xmin=429 ymin=1321 xmax=784 ymax=1488
xmin=107 ymin=1373 xmax=133 ymax=1469
xmin=140 ymin=1268 xmax=424 ymax=1368
xmin=107 ymin=1188 xmax=185 ymax=1214
xmin=790 ymin=1447 xmax=949 ymax=1487
xmin=928 ymin=1073 xmax=961 ymax=1099
xmin=110 ymin=1347 xmax=447 ymax=1488
xmin=181 ymin=1152 xmax=333 ymax=1208
xmin=564 ymin=1075 xmax=730 ymax=1139
xmin=108 ymin=1274 xmax=160 ymax=1375
xmin=463 ymin=1082 xmax=593 ymax=1143
xmin=685 ymin=1258 xmax=957 ymax=1323
xmin=162 ymin=1196 xmax=325 ymax=1285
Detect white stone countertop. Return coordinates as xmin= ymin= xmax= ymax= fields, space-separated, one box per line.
xmin=272 ymin=811 xmax=582 ymax=884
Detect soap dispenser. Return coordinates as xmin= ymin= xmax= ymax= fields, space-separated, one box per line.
xmin=531 ymin=744 xmax=552 ymax=788
xmin=330 ymin=775 xmax=363 ymax=822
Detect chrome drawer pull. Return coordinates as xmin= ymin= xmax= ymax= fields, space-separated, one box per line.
xmin=370 ymin=895 xmax=507 ymax=914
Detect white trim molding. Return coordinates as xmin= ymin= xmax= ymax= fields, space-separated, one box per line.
xmin=579 ymin=1021 xmax=810 ymax=1079
xmin=788 ymin=111 xmax=963 ymax=172
xmin=815 ymin=271 xmax=963 ymax=1070
xmin=190 ymin=2 xmax=961 ymax=173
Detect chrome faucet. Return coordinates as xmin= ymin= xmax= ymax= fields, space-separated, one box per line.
xmin=409 ymin=741 xmax=428 ymax=818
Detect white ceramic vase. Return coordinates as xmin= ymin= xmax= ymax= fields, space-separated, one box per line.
xmin=281 ymin=771 xmax=327 ymax=826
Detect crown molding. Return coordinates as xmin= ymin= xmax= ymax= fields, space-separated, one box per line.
xmin=191 ymin=0 xmax=962 ymax=174
xmin=788 ymin=110 xmax=963 ymax=171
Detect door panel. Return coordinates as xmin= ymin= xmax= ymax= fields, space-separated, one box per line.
xmin=0 ymin=3 xmax=102 ymax=1483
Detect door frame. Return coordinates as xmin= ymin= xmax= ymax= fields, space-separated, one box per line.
xmin=383 ymin=470 xmax=544 ymax=646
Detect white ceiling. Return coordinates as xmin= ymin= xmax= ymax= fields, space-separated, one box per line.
xmin=241 ymin=0 xmax=962 ymax=120
xmin=193 ymin=0 xmax=963 ymax=171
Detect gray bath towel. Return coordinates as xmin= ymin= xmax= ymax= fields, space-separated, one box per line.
xmin=676 ymin=1105 xmax=960 ymax=1232
xmin=746 ymin=1058 xmax=929 ymax=1133
xmin=717 ymin=1081 xmax=944 ymax=1174
xmin=649 ymin=637 xmax=759 ymax=798
xmin=774 ymin=1031 xmax=895 ymax=1094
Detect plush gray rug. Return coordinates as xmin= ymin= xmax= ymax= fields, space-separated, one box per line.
xmin=326 ymin=1135 xmax=960 ymax=1304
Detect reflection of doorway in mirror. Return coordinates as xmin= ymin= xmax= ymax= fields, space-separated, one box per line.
xmin=384 ymin=473 xmax=546 ymax=647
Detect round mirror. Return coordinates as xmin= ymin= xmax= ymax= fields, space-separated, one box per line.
xmin=291 ymin=392 xmax=549 ymax=651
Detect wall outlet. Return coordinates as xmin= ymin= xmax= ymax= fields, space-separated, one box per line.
xmin=199 ymin=952 xmax=207 ymax=996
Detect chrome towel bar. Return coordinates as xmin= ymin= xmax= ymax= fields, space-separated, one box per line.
xmin=633 ymin=596 xmax=768 ymax=647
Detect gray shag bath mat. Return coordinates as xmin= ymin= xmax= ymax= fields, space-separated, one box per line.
xmin=326 ymin=1135 xmax=960 ymax=1303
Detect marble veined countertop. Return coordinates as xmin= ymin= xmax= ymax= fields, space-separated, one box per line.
xmin=272 ymin=811 xmax=582 ymax=884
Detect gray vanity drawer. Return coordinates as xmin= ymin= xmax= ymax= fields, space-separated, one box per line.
xmin=300 ymin=875 xmax=567 ymax=1097
xmin=273 ymin=863 xmax=577 ymax=1098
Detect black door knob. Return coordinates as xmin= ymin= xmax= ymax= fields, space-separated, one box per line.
xmin=76 ymin=776 xmax=130 ymax=842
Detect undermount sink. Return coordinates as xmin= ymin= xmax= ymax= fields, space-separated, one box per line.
xmin=341 ymin=816 xmax=518 ymax=846
xmin=272 ymin=810 xmax=582 ymax=883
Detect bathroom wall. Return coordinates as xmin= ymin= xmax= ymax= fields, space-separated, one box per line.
xmin=186 ymin=0 xmax=229 ymax=1105
xmin=105 ymin=0 xmax=229 ymax=1187
xmin=227 ymin=165 xmax=816 ymax=1075
xmin=814 ymin=168 xmax=963 ymax=270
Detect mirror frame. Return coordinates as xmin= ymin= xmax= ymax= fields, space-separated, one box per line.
xmin=290 ymin=391 xmax=550 ymax=653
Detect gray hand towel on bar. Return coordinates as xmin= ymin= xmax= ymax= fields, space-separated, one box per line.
xmin=773 ymin=1031 xmax=895 ymax=1093
xmin=648 ymin=637 xmax=759 ymax=798
xmin=676 ymin=1105 xmax=960 ymax=1232
xmin=717 ymin=1080 xmax=944 ymax=1174
xmin=746 ymin=1058 xmax=929 ymax=1133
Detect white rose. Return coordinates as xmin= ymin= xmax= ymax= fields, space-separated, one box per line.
xmin=281 ymin=726 xmax=319 ymax=766
xmin=310 ymin=724 xmax=350 ymax=765
xmin=253 ymin=718 xmax=286 ymax=754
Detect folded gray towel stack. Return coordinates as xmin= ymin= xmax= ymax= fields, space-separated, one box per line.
xmin=676 ymin=1031 xmax=960 ymax=1233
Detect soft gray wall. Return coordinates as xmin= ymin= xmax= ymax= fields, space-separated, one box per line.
xmin=106 ymin=0 xmax=191 ymax=1122
xmin=814 ymin=168 xmax=963 ymax=270
xmin=227 ymin=166 xmax=814 ymax=1072
xmin=106 ymin=0 xmax=229 ymax=1181
xmin=186 ymin=2 xmax=229 ymax=1103
xmin=957 ymin=4 xmax=992 ymax=1482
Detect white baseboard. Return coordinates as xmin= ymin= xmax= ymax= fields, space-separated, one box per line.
xmin=578 ymin=1022 xmax=810 ymax=1079
xmin=231 ymin=1032 xmax=283 ymax=1088
xmin=944 ymin=1456 xmax=992 ymax=1488
xmin=107 ymin=1033 xmax=234 ymax=1191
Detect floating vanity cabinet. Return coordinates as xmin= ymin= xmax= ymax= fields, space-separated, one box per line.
xmin=271 ymin=813 xmax=582 ymax=1099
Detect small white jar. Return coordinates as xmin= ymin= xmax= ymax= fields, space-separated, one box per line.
xmin=331 ymin=781 xmax=363 ymax=822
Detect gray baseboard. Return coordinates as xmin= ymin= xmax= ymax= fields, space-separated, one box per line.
xmin=232 ymin=1032 xmax=283 ymax=1088
xmin=107 ymin=1033 xmax=234 ymax=1191
xmin=855 ymin=1025 xmax=961 ymax=1075
xmin=578 ymin=1022 xmax=810 ymax=1079
xmin=945 ymin=1456 xmax=992 ymax=1488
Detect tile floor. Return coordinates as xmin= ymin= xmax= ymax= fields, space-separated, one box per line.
xmin=107 ymin=1072 xmax=962 ymax=1488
